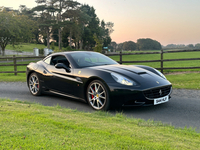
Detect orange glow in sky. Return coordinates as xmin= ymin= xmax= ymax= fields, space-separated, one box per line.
xmin=1 ymin=0 xmax=200 ymax=45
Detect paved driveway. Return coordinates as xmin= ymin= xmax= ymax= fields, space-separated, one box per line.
xmin=0 ymin=82 xmax=200 ymax=132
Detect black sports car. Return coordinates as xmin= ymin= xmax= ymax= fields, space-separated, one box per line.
xmin=26 ymin=51 xmax=172 ymax=110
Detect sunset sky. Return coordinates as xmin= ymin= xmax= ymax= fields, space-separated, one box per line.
xmin=1 ymin=0 xmax=200 ymax=46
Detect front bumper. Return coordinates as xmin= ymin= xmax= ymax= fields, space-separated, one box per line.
xmin=107 ymin=83 xmax=172 ymax=107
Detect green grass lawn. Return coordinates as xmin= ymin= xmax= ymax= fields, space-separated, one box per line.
xmin=0 ymin=99 xmax=199 ymax=149
xmin=5 ymin=43 xmax=70 ymax=52
xmin=166 ymin=73 xmax=200 ymax=89
xmin=0 ymin=73 xmax=26 ymax=82
xmin=6 ymin=43 xmax=48 ymax=52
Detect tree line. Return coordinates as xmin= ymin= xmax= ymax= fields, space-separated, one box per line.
xmin=163 ymin=43 xmax=200 ymax=49
xmin=0 ymin=0 xmax=114 ymax=56
xmin=109 ymin=38 xmax=162 ymax=51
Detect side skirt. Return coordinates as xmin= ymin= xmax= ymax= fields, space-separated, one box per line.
xmin=49 ymin=90 xmax=86 ymax=102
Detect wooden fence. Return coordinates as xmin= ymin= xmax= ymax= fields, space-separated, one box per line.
xmin=106 ymin=49 xmax=200 ymax=73
xmin=1 ymin=49 xmax=200 ymax=75
xmin=0 ymin=56 xmax=44 ymax=75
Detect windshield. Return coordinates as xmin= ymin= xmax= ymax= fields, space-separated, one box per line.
xmin=69 ymin=52 xmax=118 ymax=68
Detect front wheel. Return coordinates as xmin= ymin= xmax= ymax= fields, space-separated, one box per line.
xmin=28 ymin=73 xmax=42 ymax=96
xmin=87 ymin=80 xmax=110 ymax=110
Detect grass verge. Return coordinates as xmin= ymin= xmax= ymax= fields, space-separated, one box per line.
xmin=166 ymin=72 xmax=200 ymax=89
xmin=0 ymin=73 xmax=26 ymax=82
xmin=0 ymin=99 xmax=199 ymax=149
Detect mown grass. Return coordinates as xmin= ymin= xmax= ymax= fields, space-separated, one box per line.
xmin=166 ymin=73 xmax=200 ymax=89
xmin=0 ymin=99 xmax=199 ymax=149
xmin=0 ymin=73 xmax=26 ymax=82
xmin=5 ymin=43 xmax=71 ymax=52
xmin=6 ymin=43 xmax=47 ymax=52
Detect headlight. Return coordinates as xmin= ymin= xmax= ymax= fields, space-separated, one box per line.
xmin=111 ymin=72 xmax=136 ymax=86
xmin=154 ymin=69 xmax=166 ymax=79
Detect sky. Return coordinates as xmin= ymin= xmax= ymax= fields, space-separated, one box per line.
xmin=1 ymin=0 xmax=200 ymax=46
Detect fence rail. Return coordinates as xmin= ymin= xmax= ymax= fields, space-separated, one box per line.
xmin=0 ymin=56 xmax=45 ymax=75
xmin=114 ymin=49 xmax=200 ymax=73
xmin=1 ymin=49 xmax=200 ymax=75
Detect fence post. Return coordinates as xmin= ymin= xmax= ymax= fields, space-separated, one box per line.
xmin=161 ymin=49 xmax=163 ymax=73
xmin=120 ymin=51 xmax=122 ymax=64
xmin=13 ymin=55 xmax=17 ymax=76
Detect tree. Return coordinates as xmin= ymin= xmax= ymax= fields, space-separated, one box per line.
xmin=31 ymin=2 xmax=113 ymax=51
xmin=123 ymin=41 xmax=137 ymax=51
xmin=17 ymin=5 xmax=39 ymax=44
xmin=82 ymin=5 xmax=100 ymax=50
xmin=49 ymin=0 xmax=81 ymax=50
xmin=187 ymin=44 xmax=194 ymax=48
xmin=137 ymin=38 xmax=161 ymax=50
xmin=62 ymin=27 xmax=70 ymax=48
xmin=75 ymin=5 xmax=91 ymax=50
xmin=0 ymin=7 xmax=37 ymax=56
xmin=79 ymin=5 xmax=113 ymax=51
xmin=110 ymin=41 xmax=117 ymax=51
xmin=164 ymin=44 xmax=186 ymax=49
xmin=195 ymin=43 xmax=200 ymax=49
xmin=93 ymin=34 xmax=102 ymax=53
xmin=117 ymin=43 xmax=123 ymax=51
xmin=32 ymin=0 xmax=58 ymax=49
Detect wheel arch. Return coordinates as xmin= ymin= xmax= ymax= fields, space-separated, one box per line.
xmin=27 ymin=70 xmax=36 ymax=86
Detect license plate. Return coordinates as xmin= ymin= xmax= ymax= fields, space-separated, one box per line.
xmin=154 ymin=96 xmax=169 ymax=105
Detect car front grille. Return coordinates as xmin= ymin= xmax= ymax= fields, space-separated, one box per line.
xmin=143 ymin=85 xmax=172 ymax=99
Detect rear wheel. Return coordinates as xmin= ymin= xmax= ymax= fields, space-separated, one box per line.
xmin=87 ymin=80 xmax=110 ymax=110
xmin=28 ymin=73 xmax=42 ymax=96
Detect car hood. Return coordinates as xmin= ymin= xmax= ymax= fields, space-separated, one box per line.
xmin=90 ymin=64 xmax=171 ymax=87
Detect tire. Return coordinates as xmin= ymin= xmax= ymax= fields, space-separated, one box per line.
xmin=28 ymin=72 xmax=42 ymax=96
xmin=86 ymin=80 xmax=110 ymax=110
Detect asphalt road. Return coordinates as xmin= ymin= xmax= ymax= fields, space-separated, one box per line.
xmin=0 ymin=82 xmax=200 ymax=132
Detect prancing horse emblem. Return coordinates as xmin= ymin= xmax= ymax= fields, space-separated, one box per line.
xmin=156 ymin=81 xmax=159 ymax=84
xmin=159 ymin=90 xmax=162 ymax=96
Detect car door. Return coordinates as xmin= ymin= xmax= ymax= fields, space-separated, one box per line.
xmin=44 ymin=55 xmax=75 ymax=95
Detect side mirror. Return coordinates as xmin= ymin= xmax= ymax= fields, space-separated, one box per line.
xmin=55 ymin=63 xmax=71 ymax=73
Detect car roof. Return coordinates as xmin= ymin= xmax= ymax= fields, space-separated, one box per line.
xmin=49 ymin=51 xmax=99 ymax=56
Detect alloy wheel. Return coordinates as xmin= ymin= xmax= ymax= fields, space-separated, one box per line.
xmin=29 ymin=74 xmax=40 ymax=95
xmin=88 ymin=82 xmax=107 ymax=110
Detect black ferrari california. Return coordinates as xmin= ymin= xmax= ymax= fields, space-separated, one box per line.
xmin=26 ymin=51 xmax=172 ymax=110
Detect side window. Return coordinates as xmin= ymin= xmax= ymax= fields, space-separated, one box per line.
xmin=44 ymin=57 xmax=51 ymax=65
xmin=50 ymin=55 xmax=71 ymax=68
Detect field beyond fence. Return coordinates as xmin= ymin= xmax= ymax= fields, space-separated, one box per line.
xmin=1 ymin=49 xmax=200 ymax=75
